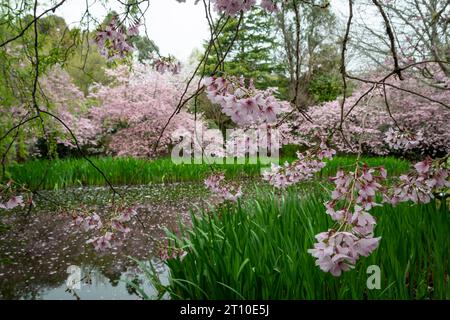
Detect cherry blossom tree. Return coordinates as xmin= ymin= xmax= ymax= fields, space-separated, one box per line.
xmin=285 ymin=66 xmax=450 ymax=158
xmin=0 ymin=0 xmax=449 ymax=272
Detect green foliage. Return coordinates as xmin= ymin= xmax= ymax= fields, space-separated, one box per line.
xmin=65 ymin=37 xmax=112 ymax=95
xmin=0 ymin=13 xmax=81 ymax=163
xmin=308 ymin=73 xmax=342 ymax=103
xmin=149 ymin=187 xmax=449 ymax=299
xmin=128 ymin=35 xmax=159 ymax=64
xmin=202 ymin=7 xmax=288 ymax=95
xmin=306 ymin=41 xmax=343 ymax=103
xmin=0 ymin=11 xmax=158 ymax=166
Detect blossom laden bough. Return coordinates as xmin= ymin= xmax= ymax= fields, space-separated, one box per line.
xmin=308 ymin=230 xmax=381 ymax=277
xmin=384 ymin=127 xmax=423 ymax=151
xmin=309 ymin=164 xmax=387 ymax=276
xmin=262 ymin=141 xmax=336 ymax=188
xmin=210 ymin=0 xmax=279 ymax=16
xmin=94 ymin=14 xmax=140 ymax=60
xmin=287 ymin=72 xmax=450 ymax=157
xmin=310 ymin=156 xmax=449 ymax=276
xmin=386 ymin=157 xmax=450 ymax=205
xmin=205 ymin=76 xmax=290 ymax=126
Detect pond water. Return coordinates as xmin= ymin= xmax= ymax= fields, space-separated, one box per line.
xmin=0 ymin=183 xmax=213 ymax=300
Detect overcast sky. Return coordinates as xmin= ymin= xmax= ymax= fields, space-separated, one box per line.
xmin=50 ymin=0 xmax=368 ymax=62
xmin=51 ymin=0 xmax=212 ymax=61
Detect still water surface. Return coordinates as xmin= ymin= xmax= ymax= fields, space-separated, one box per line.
xmin=0 ymin=184 xmax=210 ymax=300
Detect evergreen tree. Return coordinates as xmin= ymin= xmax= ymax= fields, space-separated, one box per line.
xmin=202 ymin=7 xmax=288 ymax=97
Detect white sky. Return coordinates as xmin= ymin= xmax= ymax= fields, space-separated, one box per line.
xmin=49 ymin=0 xmax=373 ymax=62
xmin=50 ymin=0 xmax=210 ymax=61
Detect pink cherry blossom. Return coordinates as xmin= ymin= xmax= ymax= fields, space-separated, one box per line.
xmin=260 ymin=0 xmax=278 ymax=12
xmin=204 ymin=76 xmax=290 ymax=126
xmin=386 ymin=157 xmax=449 ymax=205
xmin=309 ymin=229 xmax=381 ymax=277
xmin=154 ymin=56 xmax=181 ymax=74
xmin=112 ymin=219 xmax=131 ymax=235
xmin=87 ymin=64 xmax=211 ymax=158
xmin=82 ymin=213 xmax=103 ymax=231
xmin=210 ymin=0 xmax=279 ymax=16
xmin=414 ymin=158 xmax=432 ymax=175
xmin=384 ymin=128 xmax=422 ymax=151
xmin=310 ymin=164 xmax=388 ymax=276
xmin=308 ymin=230 xmax=359 ymax=277
xmin=263 ymin=142 xmax=335 ymax=188
xmin=73 ymin=216 xmax=84 ymax=227
xmin=211 ymin=0 xmax=256 ymax=16
xmin=354 ymin=237 xmax=381 ymax=257
xmin=94 ymin=15 xmax=138 ymax=60
xmin=0 ymin=195 xmax=24 ymax=210
xmin=286 ymin=67 xmax=450 ymax=157
xmin=117 ymin=207 xmax=137 ymax=223
xmin=87 ymin=232 xmax=114 ymax=252
xmin=204 ymin=172 xmax=243 ymax=203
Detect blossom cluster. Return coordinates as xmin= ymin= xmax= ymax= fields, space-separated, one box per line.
xmin=260 ymin=0 xmax=278 ymax=12
xmin=204 ymin=172 xmax=243 ymax=202
xmin=308 ymin=230 xmax=381 ymax=277
xmin=0 ymin=195 xmax=25 ymax=210
xmin=205 ymin=76 xmax=290 ymax=126
xmin=154 ymin=57 xmax=181 ymax=74
xmin=309 ymin=164 xmax=387 ymax=276
xmin=262 ymin=142 xmax=336 ymax=188
xmin=386 ymin=157 xmax=449 ymax=205
xmin=73 ymin=207 xmax=138 ymax=251
xmin=212 ymin=0 xmax=256 ymax=16
xmin=384 ymin=128 xmax=423 ymax=151
xmin=211 ymin=0 xmax=278 ymax=16
xmin=0 ymin=181 xmax=33 ymax=210
xmin=95 ymin=15 xmax=139 ymax=60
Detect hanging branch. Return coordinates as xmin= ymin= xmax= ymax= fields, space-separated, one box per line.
xmin=0 ymin=0 xmax=122 ymax=201
xmin=292 ymin=0 xmax=301 ymax=107
xmin=337 ymin=0 xmax=354 ymax=149
xmin=38 ymin=110 xmax=120 ymax=197
xmin=282 ymin=0 xmax=313 ymax=123
xmin=153 ymin=11 xmax=243 ymax=153
xmin=372 ymin=0 xmax=403 ymax=80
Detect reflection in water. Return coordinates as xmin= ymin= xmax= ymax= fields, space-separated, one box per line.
xmin=39 ymin=261 xmax=168 ymax=300
xmin=0 ymin=184 xmax=210 ymax=300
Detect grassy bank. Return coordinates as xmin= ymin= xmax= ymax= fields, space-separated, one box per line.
xmin=148 ymin=187 xmax=449 ymax=299
xmin=5 ymin=155 xmax=410 ymax=190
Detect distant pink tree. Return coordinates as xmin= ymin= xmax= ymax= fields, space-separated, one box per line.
xmin=287 ymin=67 xmax=450 ymax=157
xmin=41 ymin=67 xmax=101 ymax=149
xmin=88 ymin=65 xmax=202 ymax=158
